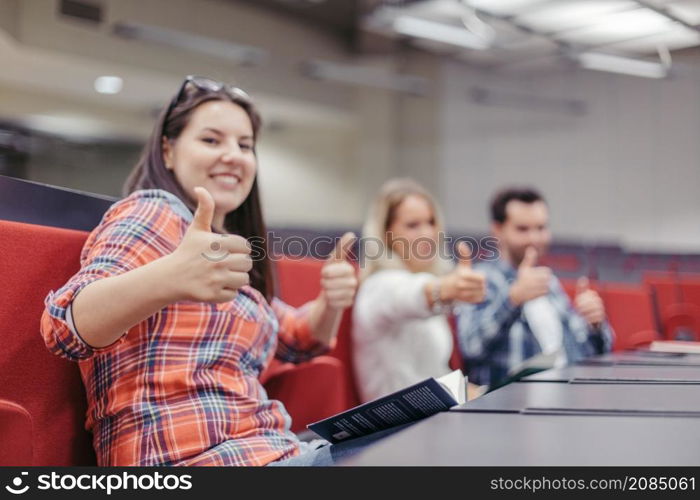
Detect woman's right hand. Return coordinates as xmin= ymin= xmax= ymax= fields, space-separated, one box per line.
xmin=439 ymin=242 xmax=486 ymax=304
xmin=162 ymin=187 xmax=252 ymax=303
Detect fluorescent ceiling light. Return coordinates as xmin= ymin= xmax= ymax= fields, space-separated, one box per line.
xmin=578 ymin=52 xmax=668 ymax=79
xmin=517 ymin=1 xmax=638 ymax=33
xmin=557 ymin=9 xmax=674 ymax=45
xmin=112 ymin=21 xmax=268 ymax=66
xmin=94 ymin=75 xmax=123 ymax=94
xmin=469 ymin=0 xmax=548 ymax=15
xmin=393 ymin=16 xmax=490 ymax=50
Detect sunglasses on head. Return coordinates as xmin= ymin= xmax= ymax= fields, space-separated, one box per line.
xmin=165 ymin=75 xmax=251 ymax=118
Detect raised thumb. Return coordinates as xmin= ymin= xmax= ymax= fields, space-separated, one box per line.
xmin=520 ymin=246 xmax=538 ymax=270
xmin=456 ymin=241 xmax=473 ymax=269
xmin=191 ymin=186 xmax=215 ymax=232
xmin=576 ymin=276 xmax=590 ymax=295
xmin=328 ymin=232 xmax=356 ymax=263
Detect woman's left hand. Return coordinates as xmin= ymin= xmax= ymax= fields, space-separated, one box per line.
xmin=320 ymin=232 xmax=358 ymax=310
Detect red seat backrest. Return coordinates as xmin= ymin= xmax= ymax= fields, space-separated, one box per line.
xmin=275 ymin=256 xmax=325 ymax=308
xmin=0 ymin=399 xmax=33 ymax=466
xmin=599 ymin=284 xmax=659 ymax=351
xmin=0 ymin=220 xmax=96 ymax=465
xmin=643 ymin=273 xmax=700 ymax=338
xmin=680 ymin=280 xmax=700 ymax=309
xmin=539 ymin=254 xmax=581 ymax=273
xmin=643 ymin=272 xmax=681 ymax=327
xmin=274 ymin=256 xmax=361 ymax=408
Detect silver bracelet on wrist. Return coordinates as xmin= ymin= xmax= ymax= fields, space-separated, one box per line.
xmin=430 ymin=280 xmax=452 ymax=315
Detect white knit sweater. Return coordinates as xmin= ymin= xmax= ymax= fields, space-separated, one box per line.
xmin=352 ymin=269 xmax=453 ymax=403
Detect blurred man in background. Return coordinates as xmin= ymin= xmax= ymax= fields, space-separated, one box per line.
xmin=456 ymin=187 xmax=613 ymax=388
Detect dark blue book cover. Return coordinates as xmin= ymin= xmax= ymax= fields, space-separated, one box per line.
xmin=308 ymin=371 xmax=464 ymax=443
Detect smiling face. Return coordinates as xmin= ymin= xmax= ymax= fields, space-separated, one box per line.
xmin=493 ymin=200 xmax=552 ymax=267
xmin=387 ymin=194 xmax=439 ymax=273
xmin=162 ymin=99 xmax=257 ymax=231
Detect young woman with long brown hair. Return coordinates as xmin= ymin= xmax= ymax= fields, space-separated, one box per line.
xmin=41 ymin=76 xmax=357 ymax=466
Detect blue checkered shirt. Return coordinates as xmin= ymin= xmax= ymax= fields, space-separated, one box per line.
xmin=455 ymin=259 xmax=614 ymax=387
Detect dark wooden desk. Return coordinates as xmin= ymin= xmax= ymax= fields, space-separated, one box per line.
xmin=580 ymin=351 xmax=700 ymax=367
xmin=453 ymin=381 xmax=700 ymax=416
xmin=343 ymin=411 xmax=700 ymax=466
xmin=522 ymin=364 xmax=700 ymax=383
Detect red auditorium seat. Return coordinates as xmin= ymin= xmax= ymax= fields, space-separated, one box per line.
xmin=660 ymin=303 xmax=700 ymax=341
xmin=644 ymin=272 xmax=700 ymax=340
xmin=680 ymin=280 xmax=700 ymax=310
xmin=538 ymin=254 xmax=581 ymax=273
xmin=272 ymin=256 xmax=362 ymax=415
xmin=0 ymin=398 xmax=34 ymax=466
xmin=599 ymin=284 xmax=659 ymax=351
xmin=0 ymin=220 xmax=96 ymax=465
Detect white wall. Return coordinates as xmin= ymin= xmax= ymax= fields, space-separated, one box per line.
xmin=0 ymin=0 xmax=409 ymax=229
xmin=439 ymin=60 xmax=700 ymax=252
xmin=257 ymin=124 xmax=361 ymax=228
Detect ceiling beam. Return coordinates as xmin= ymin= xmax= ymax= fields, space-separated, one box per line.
xmin=634 ymin=0 xmax=700 ymax=33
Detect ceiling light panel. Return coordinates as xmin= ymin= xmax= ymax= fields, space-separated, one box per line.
xmin=604 ymin=27 xmax=700 ymax=54
xmin=468 ymin=0 xmax=552 ymax=16
xmin=578 ymin=52 xmax=667 ymax=78
xmin=515 ymin=1 xmax=639 ymax=33
xmin=400 ymin=0 xmax=465 ymax=19
xmin=393 ymin=16 xmax=491 ymax=50
xmin=667 ymin=0 xmax=700 ymax=25
xmin=553 ymin=8 xmax=676 ymax=45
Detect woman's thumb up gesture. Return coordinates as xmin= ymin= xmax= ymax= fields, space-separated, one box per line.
xmin=320 ymin=232 xmax=358 ymax=310
xmin=166 ymin=187 xmax=252 ymax=303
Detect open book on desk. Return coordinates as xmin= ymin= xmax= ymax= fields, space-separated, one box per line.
xmin=307 ymin=370 xmax=466 ymax=444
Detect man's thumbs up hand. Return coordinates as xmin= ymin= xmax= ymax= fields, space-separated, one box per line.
xmin=574 ymin=276 xmax=605 ymax=327
xmin=456 ymin=241 xmax=473 ymax=270
xmin=508 ymin=246 xmax=551 ymax=306
xmin=519 ymin=246 xmax=538 ymax=270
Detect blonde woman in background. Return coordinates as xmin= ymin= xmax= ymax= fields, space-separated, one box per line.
xmin=353 ymin=178 xmax=486 ymax=403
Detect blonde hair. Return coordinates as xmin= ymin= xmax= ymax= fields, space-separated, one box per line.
xmin=361 ymin=178 xmax=453 ymax=280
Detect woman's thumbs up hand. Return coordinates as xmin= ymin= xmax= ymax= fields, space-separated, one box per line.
xmin=320 ymin=232 xmax=358 ymax=311
xmin=437 ymin=242 xmax=487 ymax=305
xmin=164 ymin=187 xmax=253 ymax=303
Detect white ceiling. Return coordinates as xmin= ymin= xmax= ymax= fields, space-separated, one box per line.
xmin=364 ymin=0 xmax=700 ymax=67
xmin=3 ymin=0 xmax=700 ymax=142
xmin=0 ymin=0 xmax=357 ymax=142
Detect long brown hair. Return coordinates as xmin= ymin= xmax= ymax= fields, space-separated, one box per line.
xmin=124 ymin=82 xmax=274 ymax=300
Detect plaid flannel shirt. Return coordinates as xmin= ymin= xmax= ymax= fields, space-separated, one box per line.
xmin=455 ymin=259 xmax=613 ymax=388
xmin=41 ymin=189 xmax=327 ymax=466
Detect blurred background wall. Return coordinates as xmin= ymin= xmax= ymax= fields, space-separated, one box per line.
xmin=1 ymin=0 xmax=699 ymax=251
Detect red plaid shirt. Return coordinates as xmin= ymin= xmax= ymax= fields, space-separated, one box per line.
xmin=41 ymin=190 xmax=327 ymax=466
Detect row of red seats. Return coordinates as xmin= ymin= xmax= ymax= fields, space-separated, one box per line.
xmin=560 ymin=279 xmax=681 ymax=350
